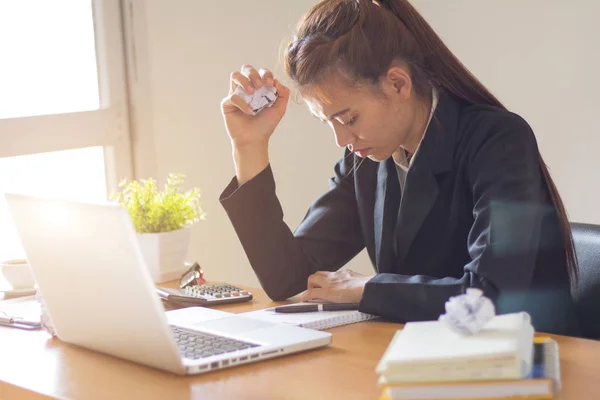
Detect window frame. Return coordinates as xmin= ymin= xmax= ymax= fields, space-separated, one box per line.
xmin=0 ymin=0 xmax=133 ymax=193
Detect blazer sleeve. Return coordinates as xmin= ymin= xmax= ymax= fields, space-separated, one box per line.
xmin=220 ymin=152 xmax=365 ymax=300
xmin=359 ymin=113 xmax=549 ymax=321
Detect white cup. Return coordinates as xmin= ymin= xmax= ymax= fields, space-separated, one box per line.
xmin=0 ymin=259 xmax=36 ymax=289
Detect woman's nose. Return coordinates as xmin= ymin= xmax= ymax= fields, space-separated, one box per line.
xmin=331 ymin=123 xmax=356 ymax=148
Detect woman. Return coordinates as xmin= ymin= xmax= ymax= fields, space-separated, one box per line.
xmin=219 ymin=0 xmax=579 ymax=335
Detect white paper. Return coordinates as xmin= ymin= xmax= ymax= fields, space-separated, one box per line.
xmin=234 ymin=85 xmax=278 ymax=115
xmin=0 ymin=295 xmax=41 ymax=323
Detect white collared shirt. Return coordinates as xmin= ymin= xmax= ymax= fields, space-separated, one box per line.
xmin=392 ymin=88 xmax=439 ymax=190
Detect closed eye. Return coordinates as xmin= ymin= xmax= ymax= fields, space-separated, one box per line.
xmin=344 ymin=117 xmax=357 ymax=127
xmin=310 ymin=111 xmax=356 ymax=126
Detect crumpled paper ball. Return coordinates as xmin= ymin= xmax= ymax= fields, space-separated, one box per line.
xmin=233 ymin=85 xmax=278 ymax=115
xmin=438 ymin=288 xmax=496 ymax=335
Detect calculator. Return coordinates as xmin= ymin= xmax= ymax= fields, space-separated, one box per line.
xmin=156 ymin=283 xmax=253 ymax=306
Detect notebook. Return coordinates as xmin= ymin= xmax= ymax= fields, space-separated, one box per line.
xmin=376 ymin=312 xmax=534 ymax=383
xmin=239 ymin=306 xmax=378 ymax=330
xmin=379 ymin=338 xmax=560 ymax=400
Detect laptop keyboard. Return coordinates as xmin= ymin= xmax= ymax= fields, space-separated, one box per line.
xmin=171 ymin=326 xmax=260 ymax=360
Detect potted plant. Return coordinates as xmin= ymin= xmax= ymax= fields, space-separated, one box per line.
xmin=112 ymin=173 xmax=206 ymax=283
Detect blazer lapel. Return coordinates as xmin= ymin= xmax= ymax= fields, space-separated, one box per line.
xmin=394 ymin=163 xmax=439 ymax=265
xmin=393 ymin=92 xmax=461 ymax=266
xmin=374 ymin=158 xmax=400 ymax=273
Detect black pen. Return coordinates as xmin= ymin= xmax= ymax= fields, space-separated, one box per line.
xmin=274 ymin=303 xmax=360 ymax=313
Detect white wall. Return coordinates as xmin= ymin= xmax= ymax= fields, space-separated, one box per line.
xmin=126 ymin=0 xmax=600 ymax=287
xmin=411 ymin=0 xmax=600 ymax=224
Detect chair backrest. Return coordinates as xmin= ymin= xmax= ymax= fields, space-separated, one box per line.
xmin=571 ymin=222 xmax=600 ymax=340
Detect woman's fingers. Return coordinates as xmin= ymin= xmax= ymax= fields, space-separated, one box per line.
xmin=230 ymin=66 xmax=274 ymax=94
xmin=307 ymin=273 xmax=333 ymax=289
xmin=269 ymin=80 xmax=290 ymax=114
xmin=241 ymin=64 xmax=263 ymax=89
xmin=301 ymin=287 xmax=328 ymax=302
xmin=221 ymin=93 xmax=253 ymax=115
xmin=229 ymin=71 xmax=254 ymax=95
xmin=301 ymin=287 xmax=345 ymax=303
xmin=225 ymin=65 xmax=289 ymax=121
xmin=312 ymin=270 xmax=350 ymax=279
xmin=259 ymin=68 xmax=275 ymax=86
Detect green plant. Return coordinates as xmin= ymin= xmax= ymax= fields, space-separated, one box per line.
xmin=112 ymin=173 xmax=206 ymax=234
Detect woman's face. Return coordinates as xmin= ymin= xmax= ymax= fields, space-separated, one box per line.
xmin=302 ymin=67 xmax=423 ymax=162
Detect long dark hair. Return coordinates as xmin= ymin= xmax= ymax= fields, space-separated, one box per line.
xmin=284 ymin=0 xmax=578 ymax=284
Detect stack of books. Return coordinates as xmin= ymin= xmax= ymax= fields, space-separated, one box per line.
xmin=376 ymin=313 xmax=561 ymax=400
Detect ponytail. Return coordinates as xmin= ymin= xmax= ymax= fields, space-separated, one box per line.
xmin=376 ymin=0 xmax=505 ymax=108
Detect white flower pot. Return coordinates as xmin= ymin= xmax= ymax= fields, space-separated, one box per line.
xmin=137 ymin=228 xmax=191 ymax=283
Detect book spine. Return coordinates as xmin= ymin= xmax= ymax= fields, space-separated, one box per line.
xmin=380 ymin=386 xmax=552 ymax=400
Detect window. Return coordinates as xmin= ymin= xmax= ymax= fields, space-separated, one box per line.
xmin=0 ymin=0 xmax=131 ymax=262
xmin=0 ymin=0 xmax=99 ymax=119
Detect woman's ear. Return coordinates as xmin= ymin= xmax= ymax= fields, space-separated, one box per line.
xmin=381 ymin=65 xmax=413 ymax=102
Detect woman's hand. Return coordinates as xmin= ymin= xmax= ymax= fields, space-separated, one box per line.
xmin=221 ymin=65 xmax=291 ymax=148
xmin=300 ymin=270 xmax=374 ymax=303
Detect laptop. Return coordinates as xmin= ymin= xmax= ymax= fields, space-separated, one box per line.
xmin=5 ymin=193 xmax=331 ymax=375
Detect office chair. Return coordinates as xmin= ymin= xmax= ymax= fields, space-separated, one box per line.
xmin=571 ymin=222 xmax=600 ymax=340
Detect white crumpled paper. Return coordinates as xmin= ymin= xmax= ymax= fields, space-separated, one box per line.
xmin=234 ymin=85 xmax=278 ymax=115
xmin=438 ymin=288 xmax=496 ymax=335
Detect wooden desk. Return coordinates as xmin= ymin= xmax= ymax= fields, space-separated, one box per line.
xmin=1 ymin=283 xmax=599 ymax=400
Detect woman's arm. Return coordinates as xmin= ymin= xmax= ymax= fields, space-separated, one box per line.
xmin=220 ymin=152 xmax=366 ymax=300
xmin=220 ymin=65 xmax=366 ymax=300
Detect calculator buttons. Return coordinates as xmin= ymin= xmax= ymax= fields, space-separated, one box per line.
xmin=158 ymin=284 xmax=253 ymax=306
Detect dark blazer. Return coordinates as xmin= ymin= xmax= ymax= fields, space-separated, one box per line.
xmin=220 ymin=92 xmax=579 ymax=336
